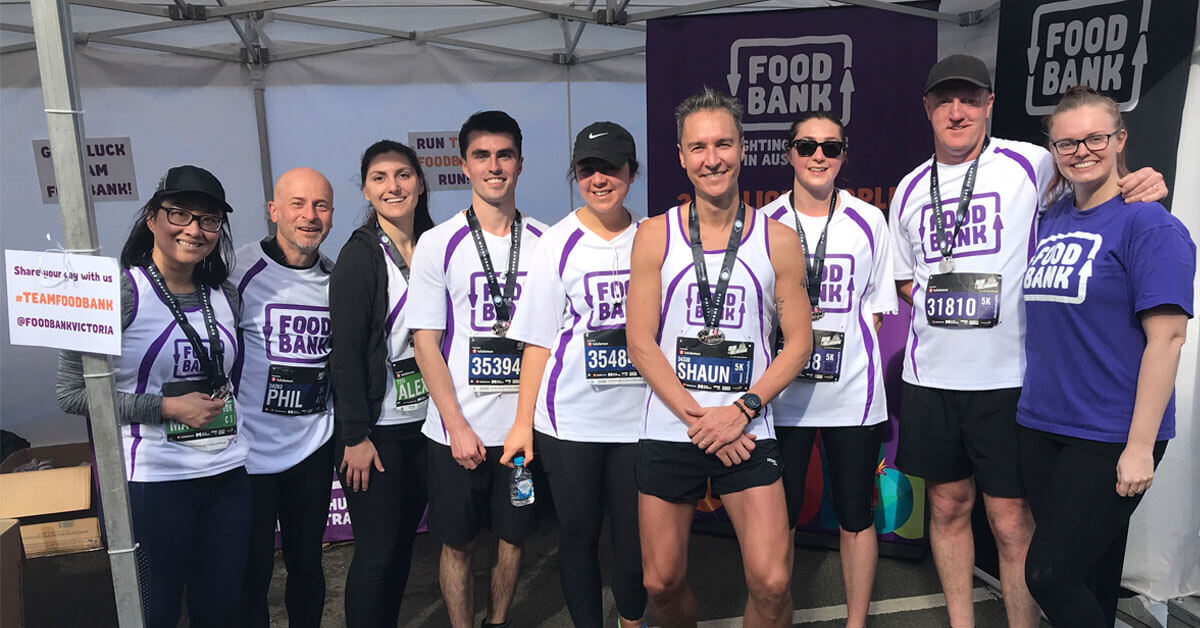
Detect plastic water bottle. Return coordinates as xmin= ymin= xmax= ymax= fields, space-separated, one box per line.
xmin=510 ymin=455 xmax=535 ymax=507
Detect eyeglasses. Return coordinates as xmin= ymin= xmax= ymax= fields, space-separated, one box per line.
xmin=161 ymin=206 xmax=225 ymax=233
xmin=791 ymin=139 xmax=847 ymax=159
xmin=1049 ymin=131 xmax=1121 ymax=156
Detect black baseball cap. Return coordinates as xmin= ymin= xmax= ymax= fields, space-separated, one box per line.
xmin=572 ymin=122 xmax=637 ymax=168
xmin=924 ymin=54 xmax=992 ymax=94
xmin=152 ymin=165 xmax=233 ymax=213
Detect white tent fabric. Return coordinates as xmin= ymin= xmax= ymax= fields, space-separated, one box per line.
xmin=1 ymin=0 xmax=1196 ymax=603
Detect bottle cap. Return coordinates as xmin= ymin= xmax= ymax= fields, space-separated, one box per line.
xmin=513 ymin=455 xmax=525 ymax=466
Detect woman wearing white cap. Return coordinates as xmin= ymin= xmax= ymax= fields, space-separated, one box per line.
xmin=501 ymin=122 xmax=647 ymax=628
xmin=57 ymin=165 xmax=250 ymax=627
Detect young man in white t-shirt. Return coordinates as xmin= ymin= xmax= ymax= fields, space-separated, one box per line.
xmin=409 ymin=111 xmax=547 ymax=628
xmin=889 ymin=54 xmax=1167 ymax=628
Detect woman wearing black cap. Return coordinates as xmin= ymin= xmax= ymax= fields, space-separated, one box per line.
xmin=57 ymin=165 xmax=250 ymax=628
xmin=500 ymin=122 xmax=647 ymax=628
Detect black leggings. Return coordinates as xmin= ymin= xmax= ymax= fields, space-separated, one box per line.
xmin=236 ymin=439 xmax=335 ymax=628
xmin=1019 ymin=426 xmax=1167 ymax=628
xmin=535 ymin=432 xmax=645 ymax=627
xmin=336 ymin=423 xmax=428 ymax=627
xmin=777 ymin=424 xmax=882 ymax=531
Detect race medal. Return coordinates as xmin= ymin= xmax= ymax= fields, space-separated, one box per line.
xmin=492 ymin=320 xmax=511 ymax=337
xmin=583 ymin=328 xmax=642 ymax=384
xmin=263 ymin=364 xmax=330 ymax=415
xmin=798 ymin=329 xmax=844 ymax=382
xmin=675 ymin=336 xmax=753 ymax=392
xmin=468 ymin=336 xmax=524 ymax=393
xmin=391 ymin=357 xmax=429 ymax=411
xmin=939 ymin=257 xmax=955 ymax=274
xmin=698 ymin=327 xmax=725 ymax=346
xmin=810 ymin=305 xmax=825 ymax=321
xmin=925 ymin=272 xmax=1002 ymax=328
xmin=162 ymin=379 xmax=238 ymax=451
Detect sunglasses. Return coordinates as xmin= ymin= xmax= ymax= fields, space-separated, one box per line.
xmin=790 ymin=139 xmax=848 ymax=159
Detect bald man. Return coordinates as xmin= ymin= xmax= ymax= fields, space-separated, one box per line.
xmin=231 ymin=168 xmax=336 ymax=628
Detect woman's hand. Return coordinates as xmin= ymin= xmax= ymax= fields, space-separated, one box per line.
xmin=340 ymin=438 xmax=385 ymax=492
xmin=500 ymin=424 xmax=534 ymax=469
xmin=162 ymin=392 xmax=225 ymax=429
xmin=1115 ymin=444 xmax=1155 ymax=497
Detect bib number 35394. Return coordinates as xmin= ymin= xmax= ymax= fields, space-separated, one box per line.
xmin=469 ymin=336 xmax=524 ymax=393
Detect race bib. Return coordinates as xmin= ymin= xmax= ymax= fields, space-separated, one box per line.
xmin=263 ymin=364 xmax=329 ymax=416
xmin=799 ymin=330 xmax=843 ymax=381
xmin=925 ymin=273 xmax=1001 ymax=328
xmin=468 ymin=336 xmax=523 ymax=393
xmin=162 ymin=380 xmax=238 ymax=451
xmin=675 ymin=337 xmax=753 ymax=392
xmin=391 ymin=357 xmax=429 ymax=411
xmin=583 ymin=328 xmax=642 ymax=384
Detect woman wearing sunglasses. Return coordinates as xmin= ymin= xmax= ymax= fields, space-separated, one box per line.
xmin=57 ymin=165 xmax=250 ymax=627
xmin=761 ymin=112 xmax=896 ymax=628
xmin=1018 ymin=86 xmax=1194 ymax=628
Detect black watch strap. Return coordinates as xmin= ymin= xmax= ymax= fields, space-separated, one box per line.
xmin=734 ymin=400 xmax=754 ymax=422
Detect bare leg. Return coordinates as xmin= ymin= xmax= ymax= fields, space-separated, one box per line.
xmin=721 ymin=480 xmax=793 ymax=628
xmin=983 ymin=494 xmax=1039 ymax=628
xmin=927 ymin=478 xmax=977 ymax=628
xmin=639 ymin=493 xmax=698 ymax=628
xmin=486 ymin=538 xmax=523 ymax=624
xmin=440 ymin=541 xmax=476 ymax=628
xmin=839 ymin=525 xmax=878 ymax=628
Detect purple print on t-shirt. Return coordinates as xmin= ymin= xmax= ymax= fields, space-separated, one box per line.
xmin=685 ymin=284 xmax=747 ymax=329
xmin=469 ymin=271 xmax=527 ymax=332
xmin=264 ymin=303 xmax=331 ymax=364
xmin=583 ymin=270 xmax=630 ymax=330
xmin=920 ymin=192 xmax=1002 ymax=263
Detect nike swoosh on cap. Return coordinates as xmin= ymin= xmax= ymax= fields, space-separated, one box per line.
xmin=588 ymin=132 xmax=609 ymax=139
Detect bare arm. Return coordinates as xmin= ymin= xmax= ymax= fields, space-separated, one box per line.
xmin=626 ymin=216 xmax=702 ymax=424
xmin=896 ymin=280 xmax=913 ymax=306
xmin=501 ymin=343 xmax=550 ymax=467
xmin=1115 ymin=306 xmax=1187 ymax=497
xmin=413 ymin=328 xmax=485 ymax=469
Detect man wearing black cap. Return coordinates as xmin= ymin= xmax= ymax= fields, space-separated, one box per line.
xmin=887 ymin=54 xmax=1166 ymax=628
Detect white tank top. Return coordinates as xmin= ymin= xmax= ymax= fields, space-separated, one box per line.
xmin=230 ymin=242 xmax=335 ymax=474
xmin=641 ymin=204 xmax=777 ymax=443
xmin=115 ymin=267 xmax=248 ymax=482
xmin=378 ymin=234 xmax=429 ymax=426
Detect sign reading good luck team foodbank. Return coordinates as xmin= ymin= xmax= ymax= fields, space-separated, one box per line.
xmin=647 ymin=2 xmax=937 ymax=552
xmin=993 ymin=0 xmax=1197 ymax=209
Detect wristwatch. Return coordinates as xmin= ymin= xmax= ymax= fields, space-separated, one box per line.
xmin=736 ymin=393 xmax=762 ymax=420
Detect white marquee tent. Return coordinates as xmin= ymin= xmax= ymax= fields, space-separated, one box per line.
xmin=2 ymin=0 xmax=1197 ymax=617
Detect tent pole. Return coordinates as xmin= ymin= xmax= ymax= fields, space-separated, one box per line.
xmin=250 ymin=64 xmax=274 ymax=232
xmin=27 ymin=0 xmax=144 ymax=626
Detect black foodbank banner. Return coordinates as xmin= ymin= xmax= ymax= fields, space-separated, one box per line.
xmin=992 ymin=0 xmax=1197 ymax=210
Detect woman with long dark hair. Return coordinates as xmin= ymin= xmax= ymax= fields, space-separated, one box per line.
xmin=58 ymin=165 xmax=250 ymax=628
xmin=329 ymin=140 xmax=435 ymax=625
xmin=1019 ymin=86 xmax=1194 ymax=627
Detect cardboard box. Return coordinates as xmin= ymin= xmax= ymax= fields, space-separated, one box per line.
xmin=1 ymin=518 xmax=24 ymax=627
xmin=0 ymin=444 xmax=101 ymax=558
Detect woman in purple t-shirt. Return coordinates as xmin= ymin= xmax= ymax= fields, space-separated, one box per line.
xmin=1016 ymin=86 xmax=1195 ymax=628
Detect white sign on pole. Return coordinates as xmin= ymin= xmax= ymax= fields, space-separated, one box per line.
xmin=5 ymin=250 xmax=122 ymax=355
xmin=407 ymin=131 xmax=470 ymax=191
xmin=33 ymin=137 xmax=138 ymax=204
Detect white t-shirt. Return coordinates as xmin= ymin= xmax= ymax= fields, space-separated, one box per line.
xmin=377 ymin=235 xmax=430 ymax=427
xmin=642 ymin=204 xmax=777 ymax=443
xmin=407 ymin=210 xmax=547 ymax=447
xmin=506 ymin=210 xmax=645 ymax=443
xmin=230 ymin=242 xmax=335 ymax=474
xmin=889 ymin=137 xmax=1054 ymax=390
xmin=762 ymin=190 xmax=896 ymax=427
xmin=115 ymin=267 xmax=248 ymax=482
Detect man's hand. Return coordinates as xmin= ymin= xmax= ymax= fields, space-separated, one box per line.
xmin=1118 ymin=167 xmax=1168 ymax=204
xmin=713 ymin=432 xmax=758 ymax=467
xmin=686 ymin=404 xmax=749 ymax=454
xmin=500 ymin=424 xmax=534 ymax=469
xmin=448 ymin=424 xmax=487 ymax=470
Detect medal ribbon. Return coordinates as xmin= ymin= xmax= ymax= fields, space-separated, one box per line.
xmin=788 ymin=190 xmax=838 ymax=310
xmin=143 ymin=263 xmax=229 ymax=397
xmin=687 ymin=200 xmax=747 ymax=333
xmin=465 ymin=206 xmax=522 ymax=327
xmin=929 ymin=137 xmax=990 ymax=263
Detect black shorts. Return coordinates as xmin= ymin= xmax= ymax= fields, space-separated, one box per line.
xmin=426 ymin=442 xmax=538 ymax=547
xmin=896 ymin=382 xmax=1023 ymax=497
xmin=777 ymin=424 xmax=883 ymax=532
xmin=635 ymin=438 xmax=782 ymax=503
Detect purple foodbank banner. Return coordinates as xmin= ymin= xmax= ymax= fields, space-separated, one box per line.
xmin=646 ymin=2 xmax=939 ymax=550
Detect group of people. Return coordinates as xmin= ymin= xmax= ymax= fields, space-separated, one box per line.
xmin=54 ymin=52 xmax=1191 ymax=628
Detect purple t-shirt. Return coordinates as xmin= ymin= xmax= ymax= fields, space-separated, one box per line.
xmin=1018 ymin=194 xmax=1195 ymax=443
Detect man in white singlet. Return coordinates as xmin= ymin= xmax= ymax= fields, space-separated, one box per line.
xmin=626 ymin=88 xmax=812 ymax=628
xmin=230 ymin=167 xmax=335 ymax=628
